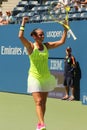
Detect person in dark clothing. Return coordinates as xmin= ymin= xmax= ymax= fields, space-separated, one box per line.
xmin=62 ymin=47 xmax=76 ymax=101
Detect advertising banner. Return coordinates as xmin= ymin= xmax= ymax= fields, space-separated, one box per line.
xmin=0 ymin=21 xmax=87 ymax=103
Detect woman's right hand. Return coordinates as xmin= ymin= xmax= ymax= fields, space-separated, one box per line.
xmin=22 ymin=17 xmax=29 ymax=25
xmin=63 ymin=20 xmax=69 ymax=31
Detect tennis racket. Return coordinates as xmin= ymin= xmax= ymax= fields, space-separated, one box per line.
xmin=48 ymin=2 xmax=77 ymax=40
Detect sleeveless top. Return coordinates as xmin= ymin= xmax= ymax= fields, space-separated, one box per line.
xmin=28 ymin=44 xmax=50 ymax=79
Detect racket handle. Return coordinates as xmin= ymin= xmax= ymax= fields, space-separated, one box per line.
xmin=68 ymin=29 xmax=77 ymax=40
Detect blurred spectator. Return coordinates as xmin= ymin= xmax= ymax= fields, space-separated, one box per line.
xmin=55 ymin=0 xmax=71 ymax=9
xmin=0 ymin=9 xmax=6 ymax=25
xmin=72 ymin=0 xmax=80 ymax=11
xmin=77 ymin=0 xmax=87 ymax=4
xmin=59 ymin=0 xmax=71 ymax=6
xmin=76 ymin=0 xmax=87 ymax=8
xmin=0 ymin=9 xmax=15 ymax=25
xmin=5 ymin=11 xmax=15 ymax=24
xmin=72 ymin=0 xmax=87 ymax=11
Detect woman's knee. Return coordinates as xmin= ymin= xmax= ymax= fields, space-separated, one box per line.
xmin=35 ymin=99 xmax=43 ymax=106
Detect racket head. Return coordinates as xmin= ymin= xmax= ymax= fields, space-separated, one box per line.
xmin=65 ymin=6 xmax=71 ymax=12
xmin=48 ymin=2 xmax=69 ymax=23
xmin=48 ymin=2 xmax=77 ymax=40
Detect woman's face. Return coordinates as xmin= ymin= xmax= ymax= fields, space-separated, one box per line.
xmin=34 ymin=29 xmax=44 ymax=42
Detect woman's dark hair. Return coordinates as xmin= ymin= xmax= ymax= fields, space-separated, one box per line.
xmin=30 ymin=28 xmax=38 ymax=36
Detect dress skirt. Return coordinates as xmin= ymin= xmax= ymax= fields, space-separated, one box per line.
xmin=27 ymin=74 xmax=57 ymax=93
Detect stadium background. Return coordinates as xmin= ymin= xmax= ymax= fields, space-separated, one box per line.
xmin=0 ymin=1 xmax=87 ymax=130
xmin=0 ymin=20 xmax=87 ymax=104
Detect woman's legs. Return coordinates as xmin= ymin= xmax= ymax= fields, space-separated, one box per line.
xmin=32 ymin=92 xmax=48 ymax=125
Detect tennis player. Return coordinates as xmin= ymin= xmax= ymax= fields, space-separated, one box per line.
xmin=18 ymin=17 xmax=68 ymax=130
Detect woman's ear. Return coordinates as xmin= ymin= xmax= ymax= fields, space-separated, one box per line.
xmin=32 ymin=35 xmax=37 ymax=40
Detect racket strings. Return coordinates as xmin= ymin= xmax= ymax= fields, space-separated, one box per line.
xmin=49 ymin=13 xmax=65 ymax=22
xmin=48 ymin=2 xmax=77 ymax=40
xmin=49 ymin=5 xmax=67 ymax=22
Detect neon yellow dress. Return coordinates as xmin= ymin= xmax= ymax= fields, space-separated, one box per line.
xmin=27 ymin=44 xmax=57 ymax=93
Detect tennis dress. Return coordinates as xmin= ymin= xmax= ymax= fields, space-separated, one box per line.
xmin=27 ymin=44 xmax=57 ymax=93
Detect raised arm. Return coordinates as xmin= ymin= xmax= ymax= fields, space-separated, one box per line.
xmin=18 ymin=17 xmax=34 ymax=55
xmin=45 ymin=27 xmax=68 ymax=49
xmin=76 ymin=0 xmax=87 ymax=4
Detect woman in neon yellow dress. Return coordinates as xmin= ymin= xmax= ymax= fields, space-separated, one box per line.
xmin=18 ymin=17 xmax=68 ymax=130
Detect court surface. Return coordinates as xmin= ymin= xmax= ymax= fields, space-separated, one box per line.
xmin=0 ymin=92 xmax=87 ymax=130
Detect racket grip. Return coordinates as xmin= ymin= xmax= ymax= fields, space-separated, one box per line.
xmin=68 ymin=29 xmax=77 ymax=40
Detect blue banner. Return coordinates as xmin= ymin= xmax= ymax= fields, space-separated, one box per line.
xmin=0 ymin=21 xmax=87 ymax=103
